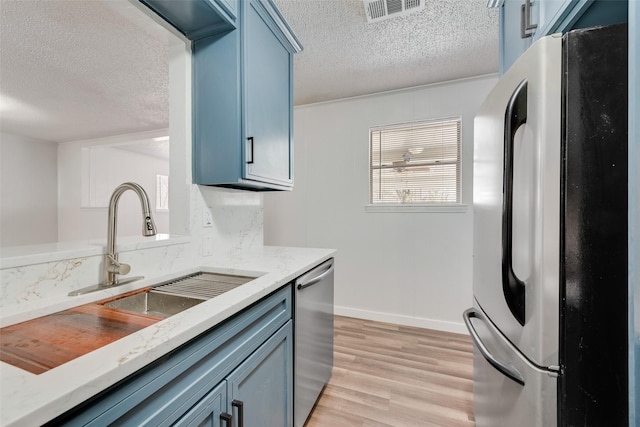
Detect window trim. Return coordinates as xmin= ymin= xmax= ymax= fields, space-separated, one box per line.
xmin=364 ymin=203 xmax=468 ymax=213
xmin=368 ymin=116 xmax=464 ymax=208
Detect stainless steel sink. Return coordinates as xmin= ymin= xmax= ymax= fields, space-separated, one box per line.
xmin=101 ymin=272 xmax=256 ymax=318
xmin=103 ymin=291 xmax=205 ymax=318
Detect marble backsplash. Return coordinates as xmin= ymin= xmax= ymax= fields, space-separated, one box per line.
xmin=0 ymin=241 xmax=193 ymax=310
xmin=0 ymin=185 xmax=264 ymax=312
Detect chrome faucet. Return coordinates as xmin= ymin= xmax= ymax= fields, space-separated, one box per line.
xmin=105 ymin=182 xmax=157 ymax=286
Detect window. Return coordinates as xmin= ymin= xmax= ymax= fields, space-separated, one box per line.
xmin=156 ymin=174 xmax=169 ymax=210
xmin=369 ymin=117 xmax=461 ymax=205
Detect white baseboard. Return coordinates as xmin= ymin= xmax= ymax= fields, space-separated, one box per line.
xmin=334 ymin=305 xmax=469 ymax=335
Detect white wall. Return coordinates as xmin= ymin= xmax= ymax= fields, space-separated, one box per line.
xmin=0 ymin=39 xmax=265 ymax=307
xmin=0 ymin=132 xmax=58 ymax=247
xmin=264 ymin=75 xmax=498 ymax=333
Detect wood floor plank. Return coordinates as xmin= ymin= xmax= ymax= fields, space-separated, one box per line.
xmin=305 ymin=316 xmax=475 ymax=427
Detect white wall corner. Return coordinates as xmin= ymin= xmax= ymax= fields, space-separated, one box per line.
xmin=334 ymin=305 xmax=469 ymax=335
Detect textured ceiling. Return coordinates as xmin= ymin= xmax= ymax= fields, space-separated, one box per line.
xmin=0 ymin=0 xmax=170 ymax=143
xmin=274 ymin=0 xmax=500 ymax=105
xmin=0 ymin=0 xmax=499 ymax=143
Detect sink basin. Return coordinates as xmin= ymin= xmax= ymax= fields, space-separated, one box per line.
xmin=103 ymin=291 xmax=205 ymax=318
xmin=0 ymin=272 xmax=258 ymax=375
xmin=101 ymin=272 xmax=256 ymax=318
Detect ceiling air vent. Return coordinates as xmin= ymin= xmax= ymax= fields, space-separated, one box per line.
xmin=363 ymin=0 xmax=425 ymax=23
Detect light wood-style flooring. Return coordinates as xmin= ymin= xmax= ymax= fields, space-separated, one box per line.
xmin=305 ymin=316 xmax=475 ymax=427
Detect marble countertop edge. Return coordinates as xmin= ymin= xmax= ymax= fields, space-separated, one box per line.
xmin=0 ymin=246 xmax=336 ymax=427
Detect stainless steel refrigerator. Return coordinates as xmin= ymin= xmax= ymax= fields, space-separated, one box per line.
xmin=464 ymin=23 xmax=628 ymax=426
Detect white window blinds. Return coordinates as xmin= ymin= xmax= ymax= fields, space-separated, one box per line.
xmin=370 ymin=117 xmax=461 ymax=204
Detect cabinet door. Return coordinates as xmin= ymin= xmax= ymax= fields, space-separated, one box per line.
xmin=175 ymin=382 xmax=227 ymax=427
xmin=500 ymin=0 xmax=534 ymax=74
xmin=227 ymin=321 xmax=293 ymax=426
xmin=535 ymin=0 xmax=595 ymax=40
xmin=536 ymin=0 xmax=572 ymax=36
xmin=534 ymin=0 xmax=626 ymax=39
xmin=243 ymin=0 xmax=293 ymax=187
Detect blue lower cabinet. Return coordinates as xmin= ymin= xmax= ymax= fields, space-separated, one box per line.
xmin=174 ymin=321 xmax=294 ymax=427
xmin=227 ymin=321 xmax=294 ymax=426
xmin=47 ymin=286 xmax=293 ymax=427
xmin=174 ymin=381 xmax=227 ymax=427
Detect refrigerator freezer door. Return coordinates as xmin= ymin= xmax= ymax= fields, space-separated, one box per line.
xmin=464 ymin=302 xmax=558 ymax=427
xmin=473 ymin=34 xmax=562 ymax=367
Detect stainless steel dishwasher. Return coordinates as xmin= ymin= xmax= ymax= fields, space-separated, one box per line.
xmin=294 ymin=258 xmax=334 ymax=427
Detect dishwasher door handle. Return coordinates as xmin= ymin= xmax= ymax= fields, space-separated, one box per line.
xmin=297 ymin=261 xmax=334 ymax=290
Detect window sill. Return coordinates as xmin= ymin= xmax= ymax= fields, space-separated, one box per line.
xmin=364 ymin=204 xmax=468 ymax=213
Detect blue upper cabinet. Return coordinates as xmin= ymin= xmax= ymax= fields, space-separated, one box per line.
xmin=499 ymin=0 xmax=534 ymax=74
xmin=139 ymin=0 xmax=237 ymax=39
xmin=192 ymin=0 xmax=302 ymax=191
xmin=535 ymin=0 xmax=581 ymax=38
xmin=138 ymin=0 xmax=302 ymax=191
xmin=500 ymin=0 xmax=628 ymax=73
xmin=243 ymin=0 xmax=294 ymax=188
xmin=534 ymin=0 xmax=627 ymax=39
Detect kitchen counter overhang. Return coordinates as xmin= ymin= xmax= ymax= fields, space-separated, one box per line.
xmin=0 ymin=246 xmax=335 ymax=427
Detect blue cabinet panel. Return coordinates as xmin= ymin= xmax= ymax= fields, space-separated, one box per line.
xmin=51 ymin=286 xmax=292 ymax=426
xmin=141 ymin=0 xmax=301 ymax=191
xmin=243 ymin=0 xmax=293 ymax=186
xmin=535 ymin=0 xmax=578 ymax=38
xmin=500 ymin=0 xmax=533 ymax=74
xmin=193 ymin=31 xmax=242 ymax=187
xmin=139 ymin=0 xmax=236 ymax=39
xmin=569 ymin=0 xmax=628 ymax=29
xmin=535 ymin=0 xmax=627 ymax=38
xmin=174 ymin=381 xmax=226 ymax=427
xmin=192 ymin=0 xmax=302 ymax=191
xmin=501 ymin=0 xmax=628 ymax=73
xmin=227 ymin=321 xmax=293 ymax=426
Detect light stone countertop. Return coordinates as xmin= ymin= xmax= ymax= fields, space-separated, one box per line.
xmin=0 ymin=234 xmax=190 ymax=270
xmin=0 ymin=245 xmax=335 ymax=427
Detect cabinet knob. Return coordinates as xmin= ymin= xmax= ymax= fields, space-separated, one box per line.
xmin=520 ymin=0 xmax=537 ymax=38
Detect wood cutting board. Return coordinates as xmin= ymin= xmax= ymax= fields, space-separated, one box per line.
xmin=0 ymin=303 xmax=162 ymax=375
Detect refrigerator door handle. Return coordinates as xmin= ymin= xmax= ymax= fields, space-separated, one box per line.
xmin=463 ymin=308 xmax=525 ymax=386
xmin=501 ymin=79 xmax=528 ymax=326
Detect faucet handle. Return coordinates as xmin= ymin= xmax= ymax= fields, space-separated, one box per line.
xmin=115 ymin=263 xmax=131 ymax=275
xmin=106 ymin=254 xmax=131 ymax=275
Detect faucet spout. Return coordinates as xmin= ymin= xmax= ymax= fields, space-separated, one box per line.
xmin=105 ymin=182 xmax=157 ymax=286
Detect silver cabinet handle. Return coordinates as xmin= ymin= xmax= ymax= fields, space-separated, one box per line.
xmin=520 ymin=0 xmax=537 ymax=38
xmin=463 ymin=308 xmax=525 ymax=386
